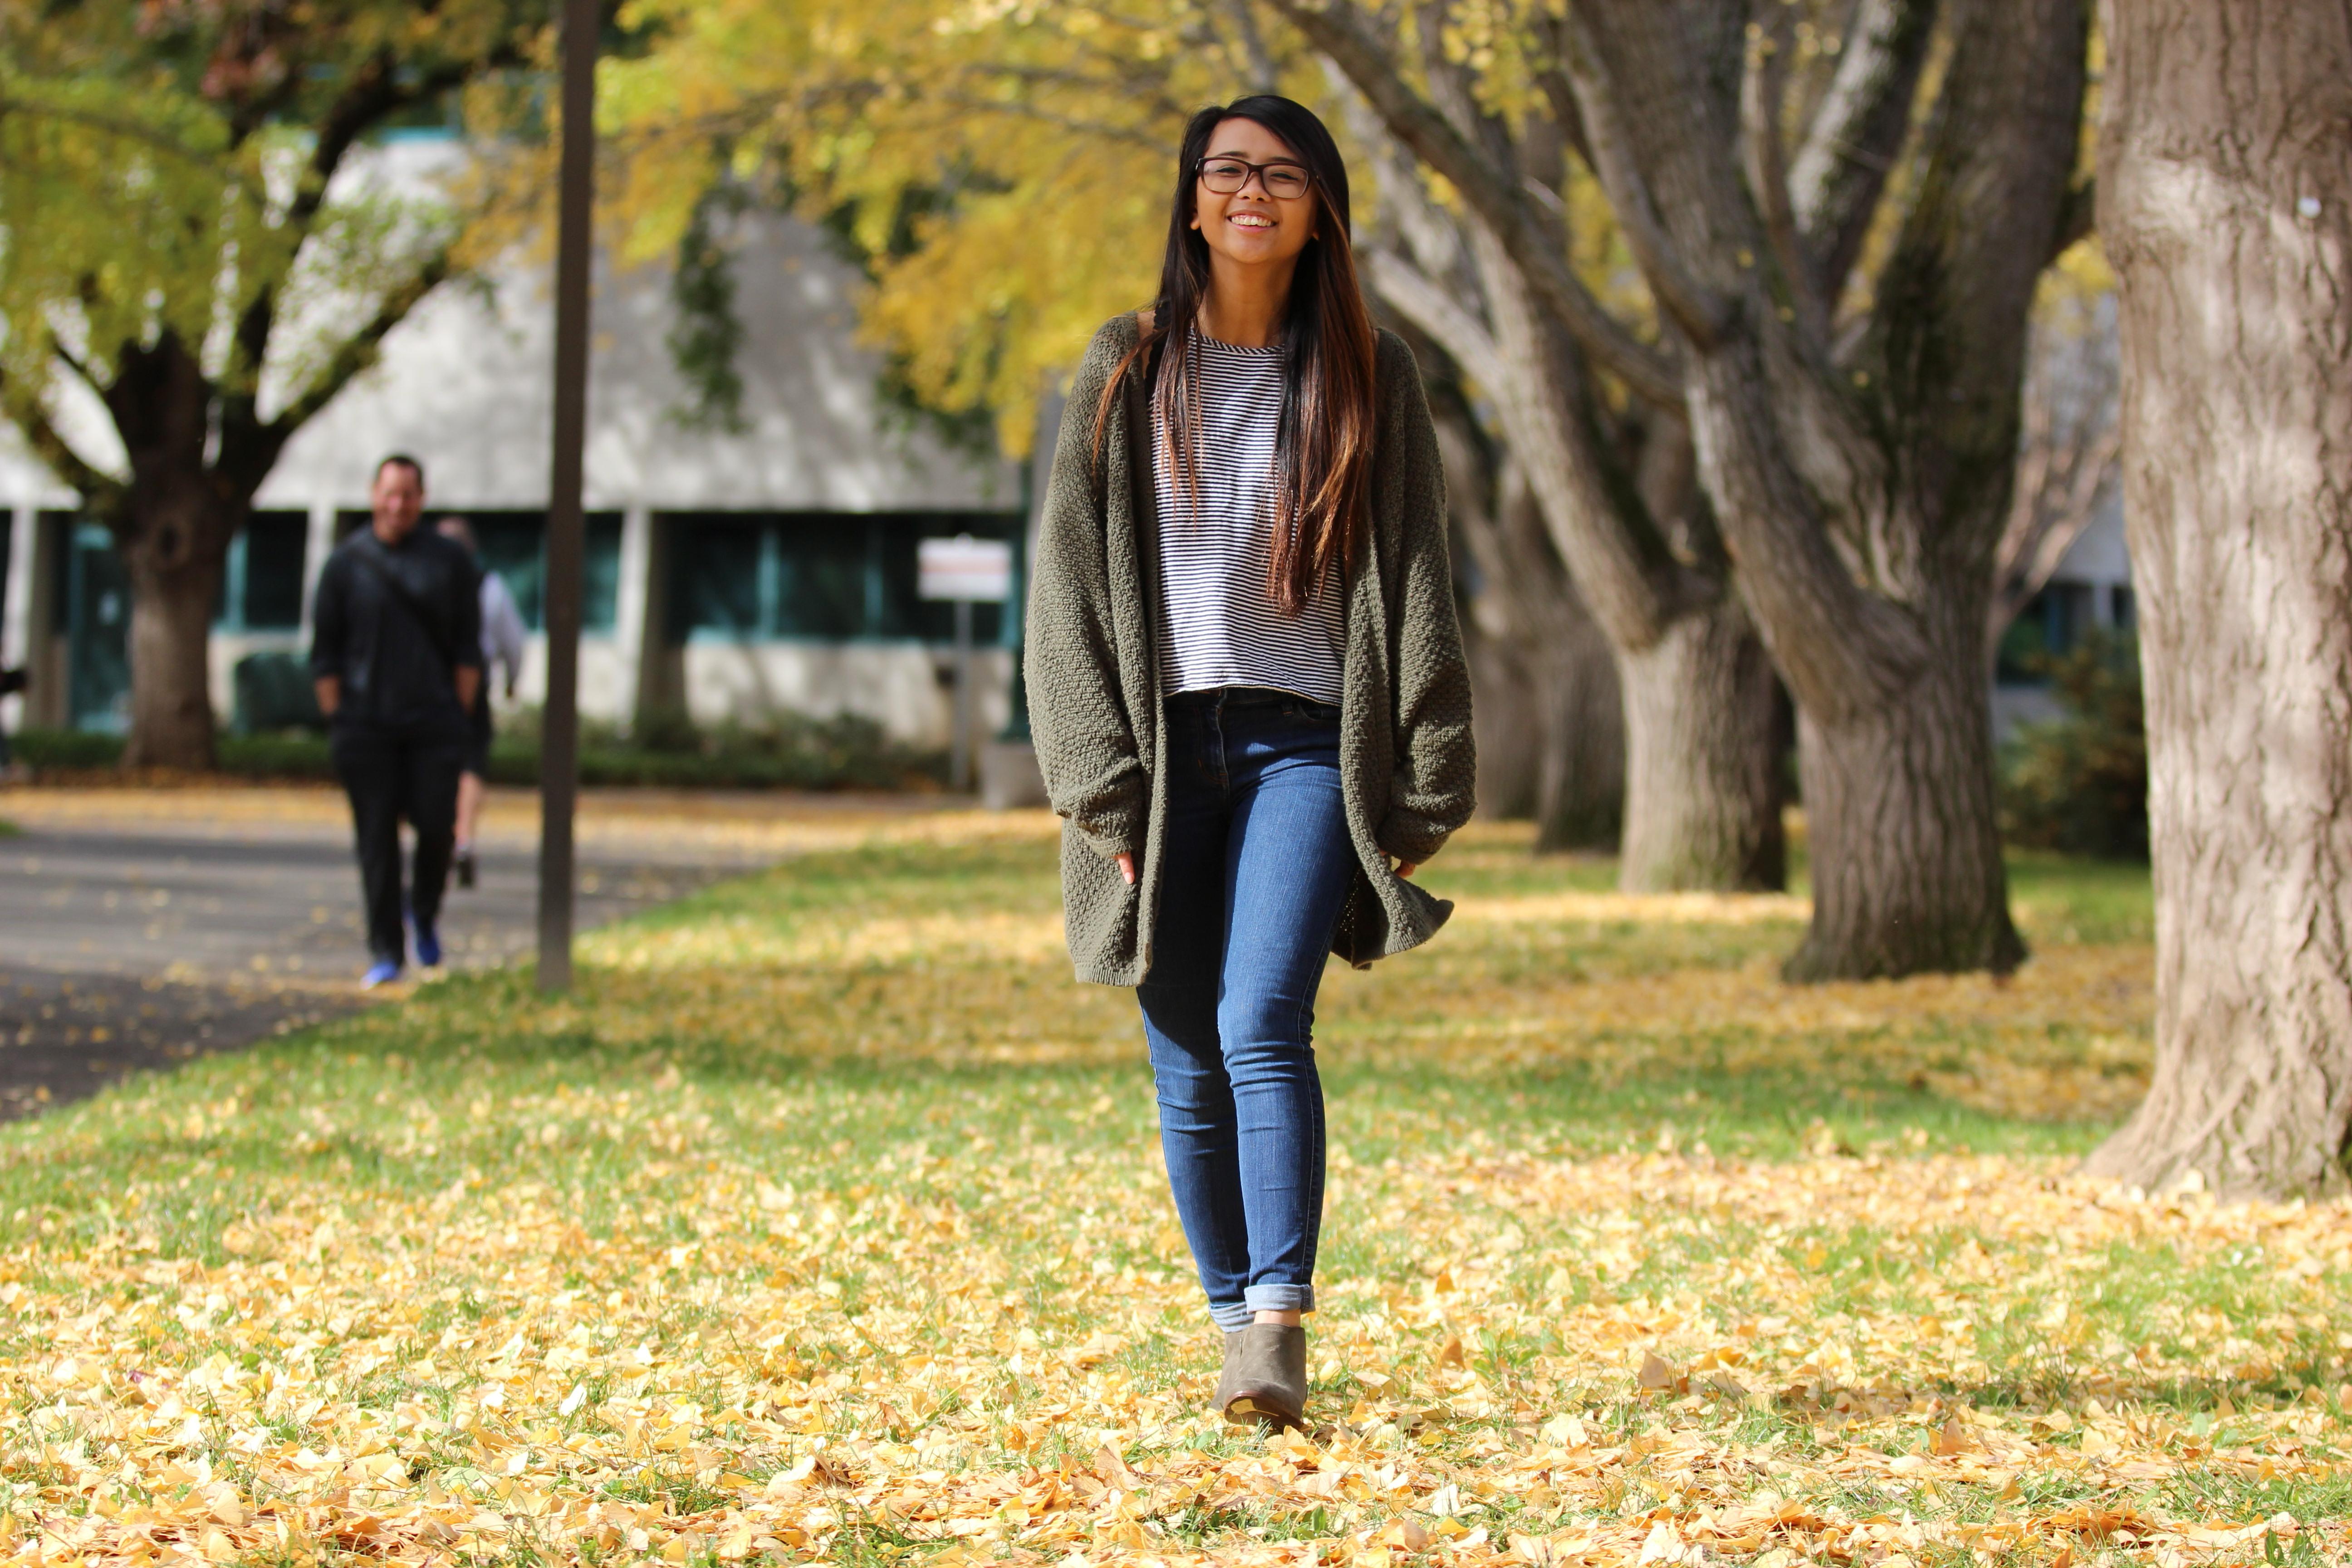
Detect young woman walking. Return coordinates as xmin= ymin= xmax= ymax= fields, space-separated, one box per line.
xmin=1026 ymin=96 xmax=1476 ymax=1432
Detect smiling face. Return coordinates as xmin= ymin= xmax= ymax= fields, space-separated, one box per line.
xmin=369 ymin=460 xmax=424 ymax=545
xmin=1189 ymin=117 xmax=1319 ymax=275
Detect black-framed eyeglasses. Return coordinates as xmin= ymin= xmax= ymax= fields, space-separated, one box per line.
xmin=1197 ymin=157 xmax=1314 ymax=199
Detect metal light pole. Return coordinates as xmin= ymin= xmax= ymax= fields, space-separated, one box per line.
xmin=537 ymin=0 xmax=596 ymax=993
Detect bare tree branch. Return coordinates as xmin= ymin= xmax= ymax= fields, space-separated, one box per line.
xmin=1989 ymin=323 xmax=2121 ymax=647
xmin=1366 ymin=247 xmax=1504 ymax=388
xmin=259 ymin=249 xmax=452 ymax=456
xmin=230 ymin=50 xmax=496 ymax=393
xmin=1220 ymin=0 xmax=1281 ymax=92
xmin=1544 ymin=6 xmax=1733 ymax=348
xmin=1739 ymin=7 xmax=1830 ymax=343
xmin=1786 ymin=0 xmax=1939 ymax=301
xmin=1269 ymin=0 xmax=1683 ymax=408
xmin=1531 ymin=67 xmax=1597 ymax=173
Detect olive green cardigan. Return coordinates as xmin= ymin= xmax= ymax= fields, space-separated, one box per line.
xmin=1025 ymin=314 xmax=1477 ymax=986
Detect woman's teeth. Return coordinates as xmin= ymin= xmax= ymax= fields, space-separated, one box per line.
xmin=1232 ymin=214 xmax=1273 ymax=229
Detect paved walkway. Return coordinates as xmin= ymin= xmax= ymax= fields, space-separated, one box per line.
xmin=0 ymin=784 xmax=962 ymax=1117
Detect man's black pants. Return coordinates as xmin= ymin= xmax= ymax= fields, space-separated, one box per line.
xmin=331 ymin=721 xmax=465 ymax=965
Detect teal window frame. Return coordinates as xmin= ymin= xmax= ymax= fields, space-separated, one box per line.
xmin=213 ymin=511 xmax=309 ymax=633
xmin=666 ymin=510 xmax=1024 ymax=645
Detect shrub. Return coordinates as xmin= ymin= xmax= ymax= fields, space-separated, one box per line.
xmin=489 ymin=707 xmax=944 ymax=791
xmin=7 ymin=708 xmax=946 ymax=792
xmin=1999 ymin=631 xmax=2148 ymax=859
xmin=9 ymin=728 xmax=130 ymax=770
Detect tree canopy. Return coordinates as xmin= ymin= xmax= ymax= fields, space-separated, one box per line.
xmin=601 ymin=0 xmax=1307 ymax=455
xmin=0 ymin=0 xmax=539 ymax=499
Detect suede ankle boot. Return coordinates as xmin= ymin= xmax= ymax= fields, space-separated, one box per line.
xmin=1212 ymin=1329 xmax=1243 ymax=1412
xmin=1220 ymin=1323 xmax=1308 ymax=1431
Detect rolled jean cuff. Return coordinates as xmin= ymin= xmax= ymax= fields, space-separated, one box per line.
xmin=1206 ymin=1285 xmax=1314 ymax=1329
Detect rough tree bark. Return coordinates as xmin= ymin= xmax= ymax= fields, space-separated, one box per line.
xmin=99 ymin=337 xmax=248 ymax=768
xmin=1387 ymin=241 xmax=1783 ymax=886
xmin=1342 ymin=52 xmax=1784 ymax=891
xmin=2083 ymin=0 xmax=2352 ymax=1198
xmin=1473 ymin=238 xmax=1784 ymax=891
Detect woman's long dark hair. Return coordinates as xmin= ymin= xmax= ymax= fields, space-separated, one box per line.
xmin=1094 ymin=96 xmax=1379 ymax=616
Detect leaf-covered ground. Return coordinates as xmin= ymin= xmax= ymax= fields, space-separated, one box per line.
xmin=3 ymin=808 xmax=2347 ymax=1568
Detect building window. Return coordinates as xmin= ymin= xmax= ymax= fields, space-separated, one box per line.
xmin=665 ymin=511 xmax=1023 ymax=643
xmin=462 ymin=511 xmax=626 ymax=634
xmin=214 ymin=511 xmax=309 ymax=632
xmin=337 ymin=511 xmax=625 ymax=633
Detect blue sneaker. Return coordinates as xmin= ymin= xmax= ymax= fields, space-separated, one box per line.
xmin=361 ymin=960 xmax=403 ymax=990
xmin=414 ymin=924 xmax=442 ymax=969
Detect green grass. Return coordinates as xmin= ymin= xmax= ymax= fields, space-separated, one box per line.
xmin=0 ymin=832 xmax=2155 ymax=1230
xmin=4 ymin=824 xmax=2336 ymax=1565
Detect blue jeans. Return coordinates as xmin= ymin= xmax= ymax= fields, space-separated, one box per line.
xmin=1141 ymin=687 xmax=1357 ymax=1329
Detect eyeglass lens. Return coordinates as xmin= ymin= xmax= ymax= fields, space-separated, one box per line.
xmin=1201 ymin=159 xmax=1310 ymax=198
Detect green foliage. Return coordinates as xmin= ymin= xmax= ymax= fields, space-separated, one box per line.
xmin=2001 ymin=632 xmax=2149 ymax=860
xmin=492 ymin=708 xmax=946 ymax=790
xmin=0 ymin=2 xmax=540 ymax=461
xmin=663 ymin=181 xmax=750 ymax=433
xmin=7 ymin=728 xmax=132 ymax=771
xmin=601 ymin=0 xmax=1298 ymax=454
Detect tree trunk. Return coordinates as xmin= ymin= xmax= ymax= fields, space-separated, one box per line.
xmin=1463 ymin=620 xmax=1541 ymax=819
xmin=1785 ymin=610 xmax=2023 ymax=979
xmin=1619 ymin=598 xmax=1784 ymax=892
xmin=2082 ymin=0 xmax=2352 ymax=1197
xmin=1525 ymin=577 xmax=1625 ymax=853
xmin=116 ymin=489 xmax=230 ymax=771
xmin=1486 ymin=455 xmax=1625 ymax=852
xmin=1435 ymin=395 xmax=1628 ymax=848
xmin=99 ymin=333 xmax=255 ymax=772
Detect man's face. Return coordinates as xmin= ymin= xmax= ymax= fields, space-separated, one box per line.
xmin=370 ymin=461 xmax=425 ymax=543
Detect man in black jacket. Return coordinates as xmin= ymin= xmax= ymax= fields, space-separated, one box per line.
xmin=311 ymin=455 xmax=483 ymax=987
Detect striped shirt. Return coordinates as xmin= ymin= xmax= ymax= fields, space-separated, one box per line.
xmin=1152 ymin=334 xmax=1347 ymax=703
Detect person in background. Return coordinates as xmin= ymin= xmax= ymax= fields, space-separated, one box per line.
xmin=310 ymin=455 xmax=482 ymax=988
xmin=436 ymin=515 xmax=527 ymax=889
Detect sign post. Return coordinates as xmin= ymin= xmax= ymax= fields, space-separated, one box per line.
xmin=917 ymin=534 xmax=1012 ymax=794
xmin=537 ymin=0 xmax=596 ymax=994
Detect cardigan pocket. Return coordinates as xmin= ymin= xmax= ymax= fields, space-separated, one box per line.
xmin=1058 ymin=820 xmax=1144 ymax=982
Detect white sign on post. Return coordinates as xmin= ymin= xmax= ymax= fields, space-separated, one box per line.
xmin=918 ymin=534 xmax=1013 ymax=603
xmin=916 ymin=534 xmax=1014 ymax=794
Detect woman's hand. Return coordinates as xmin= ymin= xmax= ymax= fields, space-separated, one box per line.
xmin=1396 ymin=859 xmax=1418 ymax=878
xmin=1116 ymin=853 xmax=1137 ymax=886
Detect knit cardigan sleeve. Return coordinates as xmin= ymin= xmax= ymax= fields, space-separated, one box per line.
xmin=1372 ymin=331 xmax=1478 ymax=864
xmin=1027 ymin=322 xmax=1150 ymax=858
